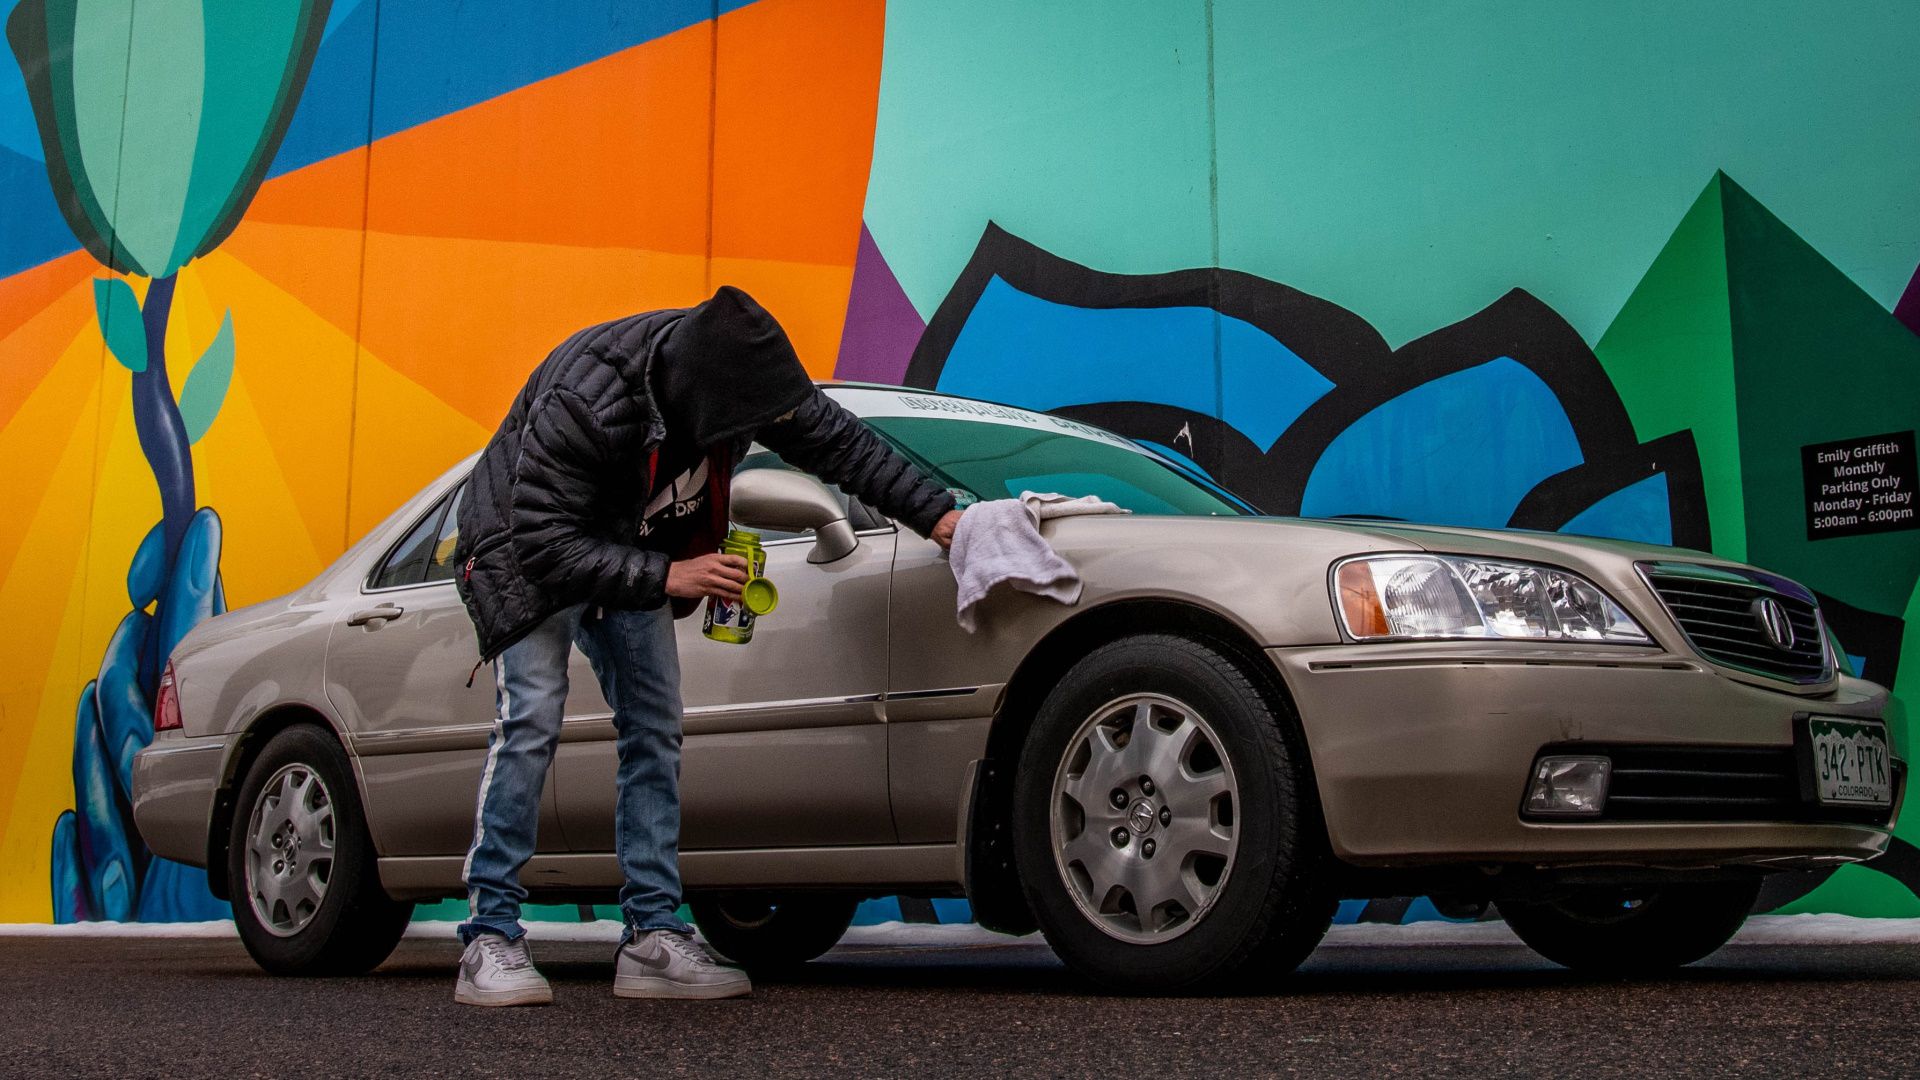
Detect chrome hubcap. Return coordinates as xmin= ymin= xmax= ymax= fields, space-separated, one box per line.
xmin=1050 ymin=693 xmax=1240 ymax=944
xmin=244 ymin=764 xmax=336 ymax=937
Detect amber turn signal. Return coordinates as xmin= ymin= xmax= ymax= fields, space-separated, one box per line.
xmin=1335 ymin=560 xmax=1391 ymax=639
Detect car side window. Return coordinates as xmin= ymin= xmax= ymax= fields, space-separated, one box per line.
xmin=370 ymin=489 xmax=453 ymax=590
xmin=423 ymin=483 xmax=467 ymax=583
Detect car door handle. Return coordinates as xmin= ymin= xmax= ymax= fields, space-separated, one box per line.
xmin=347 ymin=603 xmax=405 ymax=627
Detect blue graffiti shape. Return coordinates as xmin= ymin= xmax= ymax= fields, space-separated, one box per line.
xmin=1558 ymin=474 xmax=1673 ymax=547
xmin=68 ymin=681 xmax=136 ymax=921
xmin=939 ymin=275 xmax=1333 ymax=451
xmin=50 ymin=509 xmax=230 ymax=922
xmin=904 ymin=223 xmax=1711 ymax=551
xmin=1300 ymin=358 xmax=1582 ymax=527
xmin=49 ymin=811 xmax=84 ymax=922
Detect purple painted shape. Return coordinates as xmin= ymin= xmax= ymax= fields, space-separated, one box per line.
xmin=834 ymin=224 xmax=926 ymax=384
xmin=1895 ymin=264 xmax=1920 ymax=337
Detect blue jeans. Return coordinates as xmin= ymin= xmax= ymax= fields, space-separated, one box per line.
xmin=458 ymin=604 xmax=691 ymax=943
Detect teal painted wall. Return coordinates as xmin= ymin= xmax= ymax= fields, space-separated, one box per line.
xmin=867 ymin=0 xmax=1920 ymax=345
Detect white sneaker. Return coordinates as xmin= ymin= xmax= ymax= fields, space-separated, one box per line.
xmin=614 ymin=929 xmax=752 ymax=1000
xmin=455 ymin=932 xmax=553 ymax=1007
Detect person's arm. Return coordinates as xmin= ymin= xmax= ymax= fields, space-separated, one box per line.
xmin=510 ymin=387 xmax=671 ymax=609
xmin=757 ymin=389 xmax=958 ymax=539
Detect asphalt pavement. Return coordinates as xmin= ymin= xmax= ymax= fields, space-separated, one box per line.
xmin=3 ymin=928 xmax=1918 ymax=1078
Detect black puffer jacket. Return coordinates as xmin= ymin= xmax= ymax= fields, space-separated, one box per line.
xmin=456 ymin=289 xmax=954 ymax=661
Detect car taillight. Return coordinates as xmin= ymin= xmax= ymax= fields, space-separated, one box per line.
xmin=154 ymin=662 xmax=183 ymax=733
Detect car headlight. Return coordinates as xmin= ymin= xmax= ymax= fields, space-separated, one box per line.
xmin=1334 ymin=555 xmax=1651 ymax=644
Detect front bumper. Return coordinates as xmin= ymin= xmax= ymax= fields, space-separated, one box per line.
xmin=1270 ymin=643 xmax=1902 ymax=870
xmin=130 ymin=735 xmax=226 ymax=867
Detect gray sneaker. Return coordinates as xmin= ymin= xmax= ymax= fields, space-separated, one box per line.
xmin=614 ymin=929 xmax=752 ymax=1000
xmin=455 ymin=932 xmax=553 ymax=1007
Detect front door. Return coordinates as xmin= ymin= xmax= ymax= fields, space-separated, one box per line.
xmin=554 ymin=454 xmax=897 ymax=851
xmin=324 ymin=483 xmax=567 ymax=857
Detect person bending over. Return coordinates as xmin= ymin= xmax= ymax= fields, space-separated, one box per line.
xmin=451 ymin=286 xmax=961 ymax=1006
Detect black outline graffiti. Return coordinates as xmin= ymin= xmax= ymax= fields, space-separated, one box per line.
xmin=907 ymin=223 xmax=1712 ymax=549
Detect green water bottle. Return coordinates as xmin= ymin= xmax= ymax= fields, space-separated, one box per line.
xmin=703 ymin=528 xmax=779 ymax=644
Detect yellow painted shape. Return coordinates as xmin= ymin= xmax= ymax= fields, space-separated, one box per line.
xmin=0 ymin=282 xmax=99 ymax=585
xmin=0 ymin=361 xmax=105 ymax=920
xmin=347 ymin=347 xmax=492 ymax=543
xmin=189 ymin=377 xmax=331 ymax=607
xmin=217 ymin=219 xmax=368 ymax=344
xmin=189 ymin=252 xmax=357 ymax=558
xmin=78 ymin=390 xmax=158 ymax=676
xmin=0 ymin=549 xmax=98 ymax=922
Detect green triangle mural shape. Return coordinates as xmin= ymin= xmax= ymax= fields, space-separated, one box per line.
xmin=1597 ymin=172 xmax=1920 ymax=624
xmin=1598 ymin=173 xmax=1920 ymax=915
xmin=1595 ymin=176 xmax=1743 ymax=561
xmin=1720 ymin=173 xmax=1920 ymax=623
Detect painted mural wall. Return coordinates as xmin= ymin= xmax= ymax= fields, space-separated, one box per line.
xmin=1 ymin=0 xmax=1916 ymax=924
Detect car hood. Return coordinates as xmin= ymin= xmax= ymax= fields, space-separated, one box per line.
xmin=1246 ymin=515 xmax=1769 ymax=602
xmin=1210 ymin=515 xmax=1727 ymax=570
xmin=1333 ymin=520 xmax=1725 ymax=569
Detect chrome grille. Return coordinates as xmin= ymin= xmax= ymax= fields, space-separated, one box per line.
xmin=1641 ymin=564 xmax=1830 ymax=684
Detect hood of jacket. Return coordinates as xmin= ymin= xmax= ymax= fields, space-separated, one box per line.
xmin=653 ymin=285 xmax=816 ymax=449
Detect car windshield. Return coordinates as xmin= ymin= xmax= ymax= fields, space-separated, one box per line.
xmin=836 ymin=389 xmax=1248 ymax=517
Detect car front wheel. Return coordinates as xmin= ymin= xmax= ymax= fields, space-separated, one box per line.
xmin=690 ymin=893 xmax=861 ymax=970
xmin=1498 ymin=880 xmax=1760 ymax=975
xmin=227 ymin=725 xmax=411 ymax=975
xmin=1011 ymin=633 xmax=1334 ymax=992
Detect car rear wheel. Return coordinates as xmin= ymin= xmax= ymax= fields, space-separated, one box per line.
xmin=1011 ymin=633 xmax=1334 ymax=992
xmin=1498 ymin=880 xmax=1760 ymax=975
xmin=227 ymin=725 xmax=411 ymax=975
xmin=689 ymin=893 xmax=861 ymax=970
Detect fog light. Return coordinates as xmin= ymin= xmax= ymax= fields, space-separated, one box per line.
xmin=1526 ymin=756 xmax=1610 ymax=815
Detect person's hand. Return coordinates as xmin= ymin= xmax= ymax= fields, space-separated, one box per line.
xmin=667 ymin=553 xmax=750 ymax=602
xmin=931 ymin=509 xmax=964 ymax=551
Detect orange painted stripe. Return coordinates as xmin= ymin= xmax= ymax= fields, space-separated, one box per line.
xmin=0 ymin=271 xmax=95 ymax=433
xmin=355 ymin=230 xmax=710 ymax=428
xmin=0 ymin=252 xmax=97 ymax=429
xmin=0 ymin=250 xmax=94 ymax=343
xmin=361 ymin=20 xmax=715 ymax=255
xmin=244 ymin=146 xmax=370 ymax=232
xmin=712 ymin=0 xmax=884 ymax=268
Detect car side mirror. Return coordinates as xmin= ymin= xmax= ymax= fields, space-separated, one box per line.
xmin=729 ymin=468 xmax=859 ymax=564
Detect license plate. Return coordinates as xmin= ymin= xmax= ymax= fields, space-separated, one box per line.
xmin=1807 ymin=717 xmax=1893 ymax=807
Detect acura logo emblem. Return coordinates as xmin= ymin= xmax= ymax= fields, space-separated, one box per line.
xmin=1753 ymin=597 xmax=1796 ymax=652
xmin=1127 ymin=799 xmax=1157 ymax=835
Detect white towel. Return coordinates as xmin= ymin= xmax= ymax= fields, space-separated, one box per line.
xmin=950 ymin=491 xmax=1128 ymax=632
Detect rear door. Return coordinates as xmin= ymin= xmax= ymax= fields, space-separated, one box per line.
xmin=553 ymin=451 xmax=897 ymax=851
xmin=324 ymin=483 xmax=569 ymax=857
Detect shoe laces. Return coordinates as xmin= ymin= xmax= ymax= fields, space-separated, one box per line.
xmin=652 ymin=930 xmax=719 ymax=967
xmin=480 ymin=935 xmax=533 ymax=973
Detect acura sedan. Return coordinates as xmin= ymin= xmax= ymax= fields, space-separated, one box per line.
xmin=131 ymin=385 xmax=1903 ymax=990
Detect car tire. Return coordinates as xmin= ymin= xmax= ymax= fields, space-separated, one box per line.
xmin=690 ymin=893 xmax=861 ymax=970
xmin=1498 ymin=880 xmax=1760 ymax=975
xmin=1011 ymin=633 xmax=1334 ymax=993
xmin=227 ymin=725 xmax=412 ymax=975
